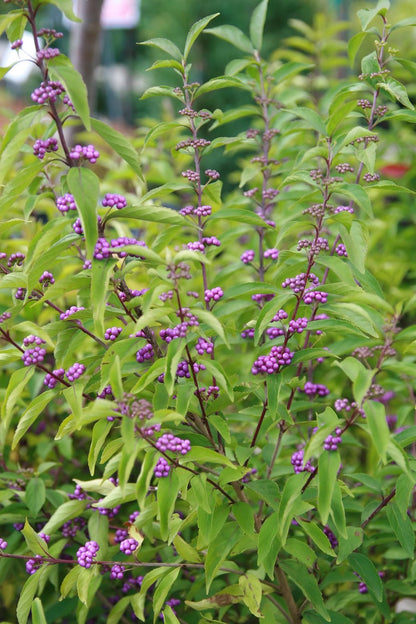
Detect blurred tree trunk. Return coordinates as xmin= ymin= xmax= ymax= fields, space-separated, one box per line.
xmin=69 ymin=0 xmax=104 ymax=116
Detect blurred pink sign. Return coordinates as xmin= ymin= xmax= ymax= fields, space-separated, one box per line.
xmin=100 ymin=0 xmax=140 ymax=28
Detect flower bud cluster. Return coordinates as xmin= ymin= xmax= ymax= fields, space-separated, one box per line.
xmin=37 ymin=47 xmax=60 ymax=61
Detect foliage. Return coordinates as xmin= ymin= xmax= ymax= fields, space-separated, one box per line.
xmin=0 ymin=1 xmax=416 ymax=623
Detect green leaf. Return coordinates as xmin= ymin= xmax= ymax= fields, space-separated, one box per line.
xmin=201 ymin=359 xmax=234 ymax=401
xmin=278 ymin=473 xmax=308 ymax=545
xmin=196 ymin=76 xmax=247 ymax=98
xmin=48 ymin=55 xmax=90 ymax=130
xmin=26 ymin=478 xmax=46 ymax=518
xmin=348 ymin=552 xmax=384 ymax=601
xmin=279 ymin=560 xmax=330 ymax=621
xmin=185 ymin=446 xmax=235 ymax=468
xmin=208 ymin=207 xmax=272 ymax=227
xmin=249 ymin=0 xmax=268 ymax=50
xmin=337 ymin=184 xmax=372 ymax=219
xmin=183 ymin=14 xmax=220 ymax=61
xmin=1 ymin=366 xmax=35 ymax=439
xmin=140 ymin=37 xmax=182 ymax=60
xmin=337 ymin=526 xmax=363 ymax=564
xmin=141 ymin=85 xmax=184 ymax=101
xmin=17 ymin=572 xmax=41 ymax=624
xmin=41 ymin=500 xmax=86 ymax=535
xmin=348 ymin=31 xmax=368 ymax=65
xmin=157 ymin=469 xmax=181 ymax=541
xmin=357 ymin=2 xmax=390 ymax=31
xmin=147 ymin=58 xmax=184 ymax=73
xmin=273 ymin=61 xmax=314 ymax=84
xmin=152 ymin=567 xmax=181 ymax=623
xmin=297 ymin=520 xmax=335 ymax=556
xmin=390 ymin=17 xmax=416 ymax=32
xmin=60 ymin=565 xmax=82 ymax=599
xmin=386 ymin=503 xmax=415 ymax=558
xmin=38 ymin=0 xmax=81 ymax=22
xmin=330 ymin=482 xmax=347 ymax=539
xmin=287 ymin=107 xmax=327 ymax=135
xmin=22 ymin=520 xmax=49 ymax=556
xmin=90 ymin=118 xmax=143 ymax=177
xmin=67 ymin=167 xmax=100 ymax=258
xmin=12 ymin=390 xmax=55 ymax=449
xmin=88 ymin=419 xmax=113 ymax=475
xmin=205 ymin=523 xmax=241 ymax=591
xmin=108 ymin=203 xmax=184 ymax=226
xmin=31 ymin=598 xmax=47 ymax=624
xmin=377 ymin=77 xmax=414 ymax=110
xmin=0 ymin=12 xmax=24 ymax=38
xmin=162 ymin=606 xmax=181 ymax=624
xmin=190 ymin=308 xmax=229 ymax=348
xmin=91 ymin=257 xmax=117 ymax=337
xmin=239 ymin=572 xmax=263 ymax=617
xmin=205 ymin=25 xmax=254 ymax=53
xmin=318 ymin=452 xmax=341 ymax=525
xmin=284 ymin=537 xmax=316 ymax=567
xmin=365 ymin=400 xmax=390 ymax=463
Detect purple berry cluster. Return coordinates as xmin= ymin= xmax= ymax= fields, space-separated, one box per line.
xmin=303 ymin=289 xmax=328 ymax=305
xmin=241 ymin=249 xmax=255 ymax=264
xmin=60 ymin=305 xmax=85 ymax=320
xmin=26 ymin=555 xmax=44 ymax=575
xmin=154 ymin=456 xmax=171 ymax=478
xmin=56 ymin=193 xmax=77 ymax=213
xmin=195 ymin=337 xmax=214 ymax=355
xmin=291 ymin=448 xmax=314 ymax=474
xmin=102 ymin=193 xmax=127 ymax=209
xmin=156 ymin=433 xmax=191 ymax=455
xmin=323 ymin=428 xmax=342 ymax=451
xmin=31 ymin=80 xmax=65 ymax=104
xmin=22 ymin=346 xmax=46 ymax=366
xmin=282 ymin=272 xmax=320 ymax=293
xmin=69 ymin=144 xmax=100 ymax=164
xmin=110 ymin=563 xmax=125 ymax=579
xmin=119 ymin=538 xmax=139 ymax=555
xmin=136 ymin=343 xmax=154 ymax=362
xmin=37 ymin=47 xmax=60 ymax=60
xmin=39 ymin=271 xmax=54 ymax=285
xmin=23 ymin=335 xmax=45 ymax=346
xmin=288 ymin=317 xmax=308 ymax=334
xmin=301 ymin=382 xmax=330 ymax=398
xmin=264 ymin=248 xmax=279 ymax=260
xmin=105 ymin=327 xmax=122 ymax=341
xmin=7 ymin=252 xmax=25 ymax=267
xmin=66 ymin=363 xmax=86 ymax=381
xmin=251 ymin=345 xmax=294 ymax=375
xmin=76 ymin=540 xmax=100 ymax=568
xmin=204 ymin=287 xmax=223 ymax=303
xmin=33 ymin=137 xmax=58 ymax=159
xmin=160 ymin=322 xmax=188 ymax=343
xmin=323 ymin=526 xmax=338 ymax=549
xmin=44 ymin=368 xmax=65 ymax=389
xmin=176 ymin=360 xmax=205 ymax=378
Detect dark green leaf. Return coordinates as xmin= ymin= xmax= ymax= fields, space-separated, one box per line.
xmin=279 ymin=560 xmax=330 ymax=621
xmin=348 ymin=552 xmax=384 ymax=601
xmin=139 ymin=37 xmax=182 ymax=60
